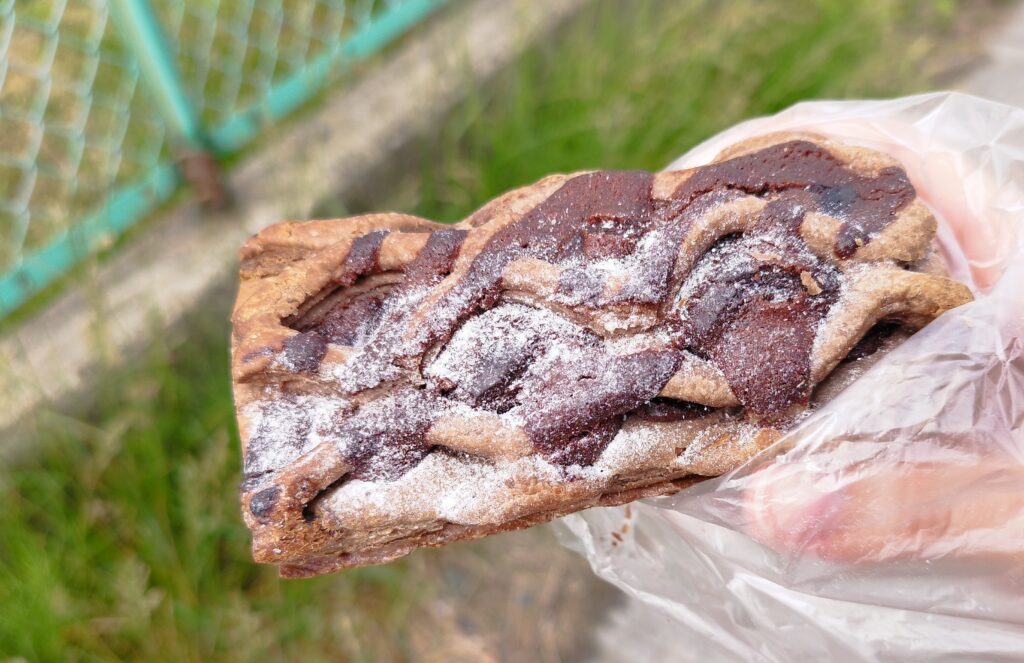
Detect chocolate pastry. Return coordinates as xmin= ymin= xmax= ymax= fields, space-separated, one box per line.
xmin=231 ymin=132 xmax=972 ymax=577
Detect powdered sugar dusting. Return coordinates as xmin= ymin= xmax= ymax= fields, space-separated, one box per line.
xmin=325 ymin=451 xmax=567 ymax=525
xmin=674 ymin=420 xmax=758 ymax=469
xmin=573 ymin=423 xmax=671 ymax=481
xmin=241 ymin=144 xmax=925 ymax=546
xmin=243 ymin=394 xmax=350 ymax=478
xmin=552 ymin=228 xmax=670 ymax=306
xmin=322 ymin=418 xmax=689 ymax=526
xmin=425 ymin=303 xmax=586 ymax=401
xmin=325 ymin=284 xmax=435 ymax=392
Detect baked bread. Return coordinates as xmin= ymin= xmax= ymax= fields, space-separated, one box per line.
xmin=231 ymin=132 xmax=972 ymax=577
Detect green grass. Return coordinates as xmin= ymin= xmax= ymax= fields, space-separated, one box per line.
xmin=1 ymin=308 xmax=420 ymax=662
xmin=0 ymin=0 xmax=997 ymax=660
xmin=409 ymin=0 xmax=986 ymax=221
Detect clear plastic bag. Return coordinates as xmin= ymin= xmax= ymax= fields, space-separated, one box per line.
xmin=557 ymin=92 xmax=1024 ymax=661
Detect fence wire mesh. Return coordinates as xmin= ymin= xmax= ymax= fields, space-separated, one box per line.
xmin=0 ymin=0 xmax=444 ymax=317
xmin=0 ymin=0 xmax=169 ymax=278
xmin=157 ymin=0 xmax=347 ymax=128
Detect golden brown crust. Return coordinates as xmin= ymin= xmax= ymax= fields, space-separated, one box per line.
xmin=231 ymin=132 xmax=973 ymax=576
xmin=278 ymin=476 xmax=701 ymax=578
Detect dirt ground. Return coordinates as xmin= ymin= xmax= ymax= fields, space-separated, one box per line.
xmin=404 ymin=525 xmax=622 ymax=662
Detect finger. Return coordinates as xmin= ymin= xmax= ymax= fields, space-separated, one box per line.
xmin=743 ymin=459 xmax=1024 ymax=563
xmin=911 ymin=152 xmax=1006 ymax=290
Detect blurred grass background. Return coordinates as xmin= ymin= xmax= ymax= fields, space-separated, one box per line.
xmin=0 ymin=0 xmax=1003 ymax=660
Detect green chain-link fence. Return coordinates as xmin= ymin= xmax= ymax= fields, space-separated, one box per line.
xmin=0 ymin=0 xmax=446 ymax=318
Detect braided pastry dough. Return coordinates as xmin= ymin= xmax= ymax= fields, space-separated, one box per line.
xmin=231 ymin=132 xmax=972 ymax=577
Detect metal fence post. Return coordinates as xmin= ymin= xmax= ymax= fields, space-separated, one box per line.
xmin=0 ymin=0 xmax=447 ymax=318
xmin=108 ymin=0 xmax=227 ymax=208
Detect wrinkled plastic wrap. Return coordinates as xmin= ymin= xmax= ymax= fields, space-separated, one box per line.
xmin=557 ymin=93 xmax=1024 ymax=660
